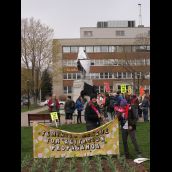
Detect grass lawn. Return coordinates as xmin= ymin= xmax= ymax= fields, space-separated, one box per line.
xmin=21 ymin=104 xmax=42 ymax=112
xmin=21 ymin=122 xmax=150 ymax=168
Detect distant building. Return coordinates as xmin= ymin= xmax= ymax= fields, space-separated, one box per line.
xmin=52 ymin=20 xmax=150 ymax=98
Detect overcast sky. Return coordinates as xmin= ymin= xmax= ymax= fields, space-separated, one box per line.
xmin=21 ymin=0 xmax=150 ymax=39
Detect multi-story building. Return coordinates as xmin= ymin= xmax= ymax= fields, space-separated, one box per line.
xmin=52 ymin=20 xmax=150 ymax=98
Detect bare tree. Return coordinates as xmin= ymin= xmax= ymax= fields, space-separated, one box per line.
xmin=121 ymin=32 xmax=150 ymax=94
xmin=21 ymin=17 xmax=54 ymax=103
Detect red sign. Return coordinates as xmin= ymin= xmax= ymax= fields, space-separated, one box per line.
xmin=139 ymin=87 xmax=145 ymax=96
xmin=104 ymin=82 xmax=110 ymax=92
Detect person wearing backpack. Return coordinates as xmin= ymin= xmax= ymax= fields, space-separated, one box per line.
xmin=64 ymin=96 xmax=76 ymax=124
xmin=75 ymin=96 xmax=84 ymax=124
xmin=105 ymin=93 xmax=116 ymax=120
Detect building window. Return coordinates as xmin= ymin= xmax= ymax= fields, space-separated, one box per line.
xmin=73 ymin=73 xmax=77 ymax=79
xmin=100 ymin=73 xmax=104 ymax=79
xmin=101 ymin=46 xmax=109 ymax=52
xmin=109 ymin=46 xmax=117 ymax=52
xmin=116 ymin=30 xmax=125 ymax=36
xmin=94 ymin=46 xmax=101 ymax=52
xmin=127 ymin=72 xmax=132 ymax=78
xmin=124 ymin=46 xmax=132 ymax=52
xmin=117 ymin=46 xmax=124 ymax=52
xmin=71 ymin=46 xmax=78 ymax=53
xmin=123 ymin=72 xmax=126 ymax=78
xmin=68 ymin=87 xmax=72 ymax=93
xmin=84 ymin=31 xmax=93 ymax=37
xmin=63 ymin=46 xmax=70 ymax=53
xmin=118 ymin=72 xmax=122 ymax=78
xmin=68 ymin=74 xmax=72 ymax=79
xmin=109 ymin=73 xmax=113 ymax=78
xmin=64 ymin=86 xmax=72 ymax=94
xmin=114 ymin=73 xmax=118 ymax=78
xmin=86 ymin=46 xmax=93 ymax=52
xmin=77 ymin=73 xmax=81 ymax=79
xmin=105 ymin=73 xmax=108 ymax=78
xmin=63 ymin=74 xmax=67 ymax=79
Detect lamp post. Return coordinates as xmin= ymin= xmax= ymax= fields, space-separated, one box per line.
xmin=26 ymin=80 xmax=30 ymax=110
xmin=137 ymin=73 xmax=140 ymax=96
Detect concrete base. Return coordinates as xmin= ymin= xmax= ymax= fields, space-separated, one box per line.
xmin=72 ymin=79 xmax=92 ymax=102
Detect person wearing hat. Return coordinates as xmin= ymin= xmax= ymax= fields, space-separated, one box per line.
xmin=84 ymin=94 xmax=101 ymax=131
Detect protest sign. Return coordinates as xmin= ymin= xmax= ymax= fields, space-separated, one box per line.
xmin=33 ymin=117 xmax=119 ymax=158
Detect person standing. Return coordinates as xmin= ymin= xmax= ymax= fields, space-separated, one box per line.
xmin=64 ymin=96 xmax=76 ymax=124
xmin=84 ymin=94 xmax=101 ymax=131
xmin=130 ymin=94 xmax=139 ymax=120
xmin=75 ymin=96 xmax=84 ymax=124
xmin=47 ymin=94 xmax=60 ymax=125
xmin=116 ymin=103 xmax=142 ymax=159
xmin=141 ymin=95 xmax=150 ymax=122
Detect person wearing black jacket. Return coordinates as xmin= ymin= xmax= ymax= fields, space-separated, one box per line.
xmin=84 ymin=94 xmax=101 ymax=131
xmin=117 ymin=105 xmax=142 ymax=159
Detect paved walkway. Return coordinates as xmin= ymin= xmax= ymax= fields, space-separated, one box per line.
xmin=21 ymin=107 xmax=85 ymax=127
xmin=21 ymin=107 xmax=149 ymax=127
xmin=21 ymin=106 xmax=48 ymax=126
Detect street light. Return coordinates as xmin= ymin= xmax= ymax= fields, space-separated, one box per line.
xmin=137 ymin=73 xmax=140 ymax=96
xmin=26 ymin=80 xmax=30 ymax=110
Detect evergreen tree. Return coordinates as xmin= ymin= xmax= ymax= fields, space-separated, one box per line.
xmin=41 ymin=69 xmax=52 ymax=100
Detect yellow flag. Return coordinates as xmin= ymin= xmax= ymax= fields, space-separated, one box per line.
xmin=50 ymin=112 xmax=58 ymax=121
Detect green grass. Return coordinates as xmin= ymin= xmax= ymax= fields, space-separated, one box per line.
xmin=21 ymin=104 xmax=42 ymax=112
xmin=21 ymin=122 xmax=150 ymax=169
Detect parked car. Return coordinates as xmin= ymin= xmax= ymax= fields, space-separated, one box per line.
xmin=38 ymin=100 xmax=48 ymax=106
xmin=21 ymin=99 xmax=29 ymax=106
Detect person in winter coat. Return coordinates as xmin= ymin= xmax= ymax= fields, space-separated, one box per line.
xmin=75 ymin=96 xmax=84 ymax=124
xmin=115 ymin=103 xmax=142 ymax=159
xmin=64 ymin=96 xmax=76 ymax=124
xmin=141 ymin=95 xmax=150 ymax=122
xmin=47 ymin=94 xmax=60 ymax=124
xmin=84 ymin=94 xmax=101 ymax=131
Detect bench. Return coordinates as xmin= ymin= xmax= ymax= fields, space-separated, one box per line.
xmin=28 ymin=113 xmax=52 ymax=126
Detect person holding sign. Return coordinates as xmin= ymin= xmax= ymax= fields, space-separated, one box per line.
xmin=48 ymin=94 xmax=60 ymax=125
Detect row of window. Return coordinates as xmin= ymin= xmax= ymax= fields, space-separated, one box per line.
xmin=64 ymin=85 xmax=150 ymax=94
xmin=63 ymin=72 xmax=150 ymax=80
xmin=63 ymin=59 xmax=150 ymax=66
xmin=63 ymin=45 xmax=150 ymax=53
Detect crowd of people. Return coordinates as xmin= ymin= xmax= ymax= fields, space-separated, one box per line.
xmin=47 ymin=90 xmax=150 ymax=159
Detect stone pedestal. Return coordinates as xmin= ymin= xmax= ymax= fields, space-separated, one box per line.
xmin=72 ymin=79 xmax=92 ymax=102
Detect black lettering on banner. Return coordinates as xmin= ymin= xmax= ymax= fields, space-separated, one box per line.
xmin=95 ymin=144 xmax=100 ymax=149
xmin=51 ymin=145 xmax=56 ymax=151
xmin=90 ymin=144 xmax=95 ymax=150
xmin=105 ymin=128 xmax=109 ymax=134
xmin=55 ymin=138 xmax=60 ymax=144
xmin=85 ymin=144 xmax=90 ymax=150
xmin=100 ymin=136 xmax=105 ymax=142
xmin=80 ymin=145 xmax=85 ymax=150
xmin=42 ymin=130 xmax=46 ymax=136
